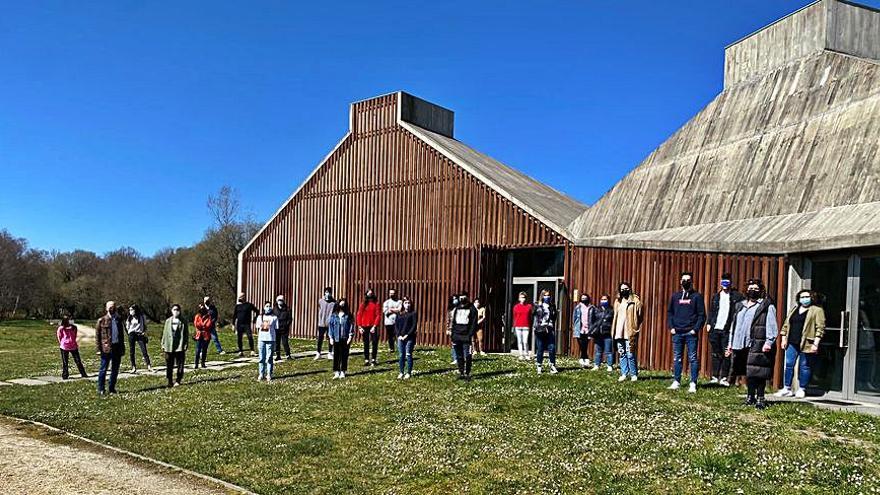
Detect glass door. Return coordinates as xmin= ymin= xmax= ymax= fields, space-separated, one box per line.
xmin=509 ymin=277 xmax=563 ymax=354
xmin=855 ymin=256 xmax=880 ymax=398
xmin=808 ymin=259 xmax=851 ymax=394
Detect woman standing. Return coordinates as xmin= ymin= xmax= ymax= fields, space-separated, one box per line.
xmin=727 ymin=279 xmax=778 ymax=409
xmin=193 ymin=303 xmax=213 ymax=369
xmin=473 ymin=298 xmax=487 ymax=356
xmin=512 ymin=292 xmax=533 ymax=360
xmin=255 ymin=302 xmax=278 ymax=382
xmin=572 ymin=293 xmax=594 ymax=368
xmin=161 ymin=304 xmax=188 ymax=388
xmin=613 ymin=282 xmax=643 ymax=382
xmin=775 ymin=289 xmax=826 ymax=399
xmin=356 ymin=289 xmax=381 ymax=366
xmin=447 ymin=294 xmax=460 ymax=365
xmin=592 ymin=294 xmax=615 ymax=372
xmin=57 ymin=316 xmax=88 ymax=379
xmin=395 ymin=297 xmax=418 ymax=379
xmin=126 ymin=305 xmax=153 ymax=373
xmin=533 ymin=290 xmax=558 ymax=374
xmin=328 ymin=298 xmax=354 ymax=379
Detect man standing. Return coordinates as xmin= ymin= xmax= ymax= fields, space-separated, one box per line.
xmin=204 ymin=296 xmax=224 ymax=355
xmin=667 ymin=272 xmax=706 ymax=393
xmin=95 ymin=301 xmax=126 ymax=395
xmin=382 ymin=289 xmax=403 ymax=353
xmin=451 ymin=291 xmax=478 ymax=380
xmin=316 ymin=287 xmax=336 ymax=360
xmin=233 ymin=293 xmax=258 ymax=357
xmin=706 ymin=273 xmax=743 ymax=386
xmin=274 ymin=295 xmax=293 ymax=361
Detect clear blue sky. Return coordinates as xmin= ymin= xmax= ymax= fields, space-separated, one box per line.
xmin=4 ymin=0 xmax=875 ymax=255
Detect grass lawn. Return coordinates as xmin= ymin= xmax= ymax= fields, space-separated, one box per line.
xmin=2 ymin=320 xmax=880 ymax=494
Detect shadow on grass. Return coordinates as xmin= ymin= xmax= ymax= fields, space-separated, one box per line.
xmin=415 ymin=367 xmax=459 ymax=377
xmin=344 ymin=367 xmax=394 ymax=378
xmin=469 ymin=368 xmax=518 ymax=380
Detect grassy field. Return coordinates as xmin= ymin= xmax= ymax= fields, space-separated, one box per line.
xmin=2 ymin=320 xmax=880 ymax=494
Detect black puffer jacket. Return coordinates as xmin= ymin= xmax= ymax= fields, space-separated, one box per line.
xmin=274 ymin=305 xmax=293 ymax=336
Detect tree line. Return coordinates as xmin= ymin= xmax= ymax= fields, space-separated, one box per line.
xmin=0 ymin=187 xmax=259 ymax=324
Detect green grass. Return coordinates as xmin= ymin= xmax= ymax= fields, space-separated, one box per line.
xmin=2 ymin=320 xmax=880 ymax=494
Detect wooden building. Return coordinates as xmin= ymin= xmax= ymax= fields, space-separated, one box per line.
xmin=241 ymin=0 xmax=880 ymax=400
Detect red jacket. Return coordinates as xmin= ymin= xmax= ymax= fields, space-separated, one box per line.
xmin=194 ymin=313 xmax=213 ymax=341
xmin=512 ymin=302 xmax=533 ymax=328
xmin=356 ymin=301 xmax=381 ymax=328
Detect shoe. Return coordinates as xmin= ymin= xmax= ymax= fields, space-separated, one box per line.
xmin=219 ymin=351 xmax=226 ymax=355
xmin=173 ymin=382 xmax=181 ymax=387
xmin=364 ymin=360 xmax=370 ymax=366
xmin=340 ymin=372 xmax=345 ymax=379
xmin=744 ymin=396 xmax=756 ymax=406
xmin=774 ymin=387 xmax=793 ymax=398
xmin=549 ymin=364 xmax=559 ymax=374
xmin=536 ymin=365 xmax=543 ymax=374
xmin=794 ymin=389 xmax=806 ymax=399
xmin=371 ymin=360 xmax=377 ymax=366
xmin=592 ymin=365 xmax=600 ymax=371
xmin=518 ymin=355 xmax=526 ymax=361
xmin=585 ymin=360 xmax=592 ymax=367
xmin=480 ymin=352 xmax=487 ymax=356
xmin=167 ymin=383 xmax=174 ymax=389
xmin=333 ymin=372 xmax=340 ymax=379
xmin=266 ymin=375 xmax=272 ymax=383
xmin=237 ymin=351 xmax=244 ymax=357
xmin=130 ymin=367 xmax=137 ymax=374
xmin=719 ymin=378 xmax=730 ymax=387
xmin=457 ymin=374 xmax=466 ymax=380
xmin=450 ymin=360 xmax=458 ymax=365
xmin=404 ymin=373 xmax=411 ymax=380
xmin=249 ymin=351 xmax=257 ymax=357
xmin=709 ymin=377 xmax=719 ymax=384
xmin=313 ymin=352 xmax=321 ymax=361
xmin=606 ymin=365 xmax=614 ymax=372
xmin=668 ymin=381 xmax=681 ymax=390
xmin=688 ymin=382 xmax=697 ymax=393
xmin=397 ymin=373 xmax=404 ymax=380
xmin=755 ymin=399 xmax=767 ymax=410
xmin=630 ymin=375 xmax=638 ymax=382
xmin=618 ymin=375 xmax=627 ymax=382
xmin=257 ymin=374 xmax=264 ymax=381
xmin=194 ymin=365 xmax=199 ymax=370
xmin=147 ymin=366 xmax=154 ymax=373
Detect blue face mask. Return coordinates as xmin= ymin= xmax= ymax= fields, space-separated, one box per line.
xmin=720 ymin=280 xmax=731 ymax=289
xmin=799 ymin=297 xmax=812 ymax=307
xmin=264 ymin=307 xmax=273 ymax=314
xmin=600 ymin=301 xmax=609 ymax=308
xmin=542 ymin=296 xmax=551 ymax=303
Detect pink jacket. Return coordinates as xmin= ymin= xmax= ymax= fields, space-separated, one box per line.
xmin=57 ymin=324 xmax=79 ymax=351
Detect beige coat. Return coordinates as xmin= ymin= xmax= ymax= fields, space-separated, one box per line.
xmin=780 ymin=305 xmax=826 ymax=349
xmin=612 ymin=294 xmax=643 ymax=339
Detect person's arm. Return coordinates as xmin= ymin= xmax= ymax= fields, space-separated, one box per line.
xmin=726 ymin=310 xmax=736 ymax=355
xmin=707 ymin=294 xmax=717 ymax=332
xmin=764 ymin=305 xmax=779 ymax=351
xmin=56 ymin=326 xmax=63 ymax=345
xmin=468 ymin=307 xmax=478 ymax=336
xmin=95 ymin=319 xmax=102 ymax=354
xmin=477 ymin=309 xmax=486 ymax=325
xmin=372 ymin=304 xmax=381 ymax=328
xmin=694 ymin=293 xmax=706 ymax=333
xmin=813 ymin=306 xmax=826 ymax=344
xmin=667 ymin=293 xmax=675 ymax=333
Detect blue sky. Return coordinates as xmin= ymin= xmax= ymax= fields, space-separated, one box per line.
xmin=3 ymin=0 xmax=876 ymax=255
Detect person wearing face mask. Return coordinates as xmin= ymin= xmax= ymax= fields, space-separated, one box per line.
xmin=591 ymin=294 xmax=615 ymax=371
xmin=395 ymin=297 xmax=418 ymax=379
xmin=57 ymin=315 xmax=88 ymax=380
xmin=776 ymin=290 xmax=826 ymax=399
xmin=255 ymin=302 xmax=278 ymax=382
xmin=451 ymin=292 xmax=478 ymax=380
xmin=316 ymin=287 xmax=336 ymax=360
xmin=356 ymin=289 xmax=381 ymax=366
xmin=667 ymin=272 xmax=706 ymax=393
xmin=447 ymin=294 xmax=461 ymax=365
xmin=95 ymin=301 xmax=126 ymax=395
xmin=473 ymin=299 xmax=487 ymax=357
xmin=126 ymin=304 xmax=153 ymax=374
xmin=328 ymin=298 xmax=354 ymax=379
xmin=193 ymin=303 xmax=213 ymax=369
xmin=274 ymin=295 xmax=293 ymax=362
xmin=203 ymin=296 xmax=224 ymax=355
xmin=383 ymin=289 xmax=404 ymax=353
xmin=533 ymin=290 xmax=559 ymax=374
xmin=161 ymin=304 xmax=189 ymax=388
xmin=706 ymin=274 xmax=744 ymax=386
xmin=512 ymin=292 xmax=534 ymax=361
xmin=572 ymin=292 xmax=595 ymax=368
xmin=613 ymin=283 xmax=643 ymax=382
xmin=233 ymin=293 xmax=258 ymax=357
xmin=726 ymin=279 xmax=778 ymax=409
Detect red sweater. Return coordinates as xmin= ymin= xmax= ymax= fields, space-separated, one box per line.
xmin=512 ymin=303 xmax=533 ymax=328
xmin=194 ymin=314 xmax=214 ymax=341
xmin=356 ymin=301 xmax=381 ymax=328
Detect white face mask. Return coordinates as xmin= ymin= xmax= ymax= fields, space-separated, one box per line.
xmin=129 ymin=309 xmax=136 ymax=316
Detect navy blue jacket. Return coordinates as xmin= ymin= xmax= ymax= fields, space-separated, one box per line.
xmin=667 ymin=290 xmax=706 ymax=334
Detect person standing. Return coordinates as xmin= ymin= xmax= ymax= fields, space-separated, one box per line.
xmin=233 ymin=293 xmax=257 ymax=357
xmin=395 ymin=297 xmax=418 ymax=379
xmin=447 ymin=294 xmax=460 ymax=365
xmin=473 ymin=298 xmax=487 ymax=356
xmin=57 ymin=316 xmax=87 ymax=379
xmin=613 ymin=282 xmax=643 ymax=382
xmin=591 ymin=294 xmax=615 ymax=371
xmin=356 ymin=289 xmax=381 ymax=366
xmin=274 ymin=295 xmax=293 ymax=362
xmin=727 ymin=279 xmax=778 ymax=410
xmin=316 ymin=287 xmax=336 ymax=360
xmin=193 ymin=303 xmax=213 ymax=369
xmin=572 ymin=293 xmax=594 ymax=368
xmin=95 ymin=301 xmax=126 ymax=395
xmin=667 ymin=272 xmax=706 ymax=393
xmin=256 ymin=302 xmax=278 ymax=382
xmin=775 ymin=289 xmax=826 ymax=399
xmin=126 ymin=305 xmax=153 ymax=374
xmin=534 ymin=290 xmax=559 ymax=374
xmin=328 ymin=298 xmax=354 ymax=379
xmin=706 ymin=274 xmax=744 ymax=386
xmin=161 ymin=304 xmax=188 ymax=388
xmin=512 ymin=292 xmax=533 ymax=361
xmin=382 ymin=289 xmax=403 ymax=353
xmin=451 ymin=292 xmax=478 ymax=380
xmin=203 ymin=296 xmax=224 ymax=355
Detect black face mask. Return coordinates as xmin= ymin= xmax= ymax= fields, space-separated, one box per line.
xmin=747 ymin=289 xmax=761 ymax=300
xmin=580 ymin=298 xmax=589 ymax=304
xmin=681 ymin=280 xmax=693 ymax=291
xmin=390 ymin=295 xmax=398 ymax=301
xmin=620 ymin=289 xmax=631 ymax=298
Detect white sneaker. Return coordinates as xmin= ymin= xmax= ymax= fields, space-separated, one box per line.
xmin=340 ymin=372 xmax=345 ymax=379
xmin=333 ymin=372 xmax=340 ymax=379
xmin=404 ymin=373 xmax=411 ymax=379
xmin=480 ymin=352 xmax=487 ymax=356
xmin=450 ymin=360 xmax=458 ymax=365
xmin=257 ymin=374 xmax=264 ymax=382
xmin=630 ymin=375 xmax=638 ymax=382
xmin=618 ymin=375 xmax=627 ymax=382
xmin=592 ymin=365 xmax=600 ymax=371
xmin=668 ymin=381 xmax=681 ymax=390
xmin=549 ymin=364 xmax=559 ymax=374
xmin=719 ymin=378 xmax=730 ymax=387
xmin=688 ymin=382 xmax=697 ymax=393
xmin=794 ymin=389 xmax=806 ymax=399
xmin=578 ymin=359 xmax=584 ymax=367
xmin=606 ymin=365 xmax=614 ymax=372
xmin=130 ymin=368 xmax=137 ymax=374
xmin=585 ymin=360 xmax=592 ymax=367
xmin=536 ymin=365 xmax=543 ymax=374
xmin=327 ymin=353 xmax=333 ymax=360
xmin=774 ymin=387 xmax=793 ymax=398
xmin=709 ymin=377 xmax=719 ymax=384
xmin=313 ymin=352 xmax=321 ymax=361
xmin=397 ymin=373 xmax=404 ymax=380
xmin=266 ymin=375 xmax=272 ymax=383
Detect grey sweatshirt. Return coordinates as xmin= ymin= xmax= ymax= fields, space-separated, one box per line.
xmin=317 ymin=298 xmax=336 ymax=327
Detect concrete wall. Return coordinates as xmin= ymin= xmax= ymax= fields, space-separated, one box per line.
xmin=827 ymin=0 xmax=880 ymax=61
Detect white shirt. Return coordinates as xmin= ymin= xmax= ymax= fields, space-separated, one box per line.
xmin=615 ymin=301 xmax=628 ymax=339
xmin=714 ymin=291 xmax=730 ymax=330
xmin=383 ymin=298 xmax=403 ymax=325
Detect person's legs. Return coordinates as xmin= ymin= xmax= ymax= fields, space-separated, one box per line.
xmin=210 ymin=328 xmax=223 ymax=353
xmin=128 ymin=333 xmax=137 ymax=369
xmin=475 ymin=329 xmax=484 ymax=354
xmin=616 ymin=339 xmax=629 ymax=376
xmin=165 ymin=352 xmax=174 ymax=386
xmin=387 ymin=325 xmax=396 ymax=352
xmin=109 ymin=345 xmax=122 ymax=393
xmin=580 ymin=336 xmax=590 ymax=361
xmin=317 ymin=326 xmax=327 ymax=354
xmin=708 ymin=330 xmax=724 ymax=379
xmin=236 ymin=327 xmax=245 ymax=353
xmin=333 ymin=343 xmax=342 ymax=372
xmin=514 ymin=328 xmax=525 ymax=357
xmin=453 ymin=342 xmax=465 ymax=375
xmin=362 ymin=329 xmax=370 ymax=362
xmin=783 ymin=344 xmax=798 ymax=388
xmin=60 ymin=350 xmax=70 ymax=379
xmin=371 ymin=331 xmax=379 ymax=362
xmin=746 ymin=377 xmax=757 ymax=402
xmin=672 ymin=333 xmax=684 ymax=383
xmin=267 ymin=342 xmax=275 ymax=377
xmin=686 ymin=333 xmax=699 ymax=383
xmin=548 ymin=336 xmax=557 ymax=366
xmin=283 ymin=334 xmax=292 ymax=358
xmin=97 ymin=353 xmax=110 ymax=393
xmin=200 ymin=340 xmax=209 ymax=367
xmin=137 ymin=335 xmax=151 ymax=368
xmin=755 ymin=378 xmax=767 ymax=400
xmin=463 ymin=343 xmax=472 ymax=375
xmin=258 ymin=341 xmax=268 ymax=378
xmin=627 ymin=338 xmax=638 ymax=376
xmin=339 ymin=342 xmax=349 ymax=373
xmin=405 ymin=339 xmax=414 ymax=374
xmin=397 ymin=339 xmax=405 ymax=374
xmin=71 ymin=349 xmax=87 ymax=377
xmin=175 ymin=352 xmax=185 ymax=383
xmin=800 ymin=351 xmax=817 ymax=389
xmin=535 ymin=333 xmax=546 ymax=366
xmin=603 ymin=337 xmax=614 ymax=366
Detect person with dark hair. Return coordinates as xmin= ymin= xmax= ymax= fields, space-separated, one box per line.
xmin=95 ymin=301 xmax=126 ymax=395
xmin=316 ymin=287 xmax=336 ymax=360
xmin=667 ymin=271 xmax=706 ymax=393
xmin=233 ymin=292 xmax=258 ymax=357
xmin=727 ymin=279 xmax=778 ymax=409
xmin=534 ymin=289 xmax=559 ymax=374
xmin=356 ymin=289 xmax=381 ymax=366
xmin=776 ymin=289 xmax=826 ymax=399
xmin=473 ymin=298 xmax=487 ymax=356
xmin=383 ymin=288 xmax=403 ymax=353
xmin=203 ymin=296 xmax=224 ymax=355
xmin=512 ymin=291 xmax=533 ymax=360
xmin=395 ymin=297 xmax=418 ymax=379
xmin=274 ymin=295 xmax=293 ymax=362
xmin=451 ymin=291 xmax=478 ymax=380
xmin=57 ymin=315 xmax=88 ymax=379
xmin=613 ymin=282 xmax=643 ymax=382
xmin=706 ymin=273 xmax=744 ymax=386
xmin=591 ymin=294 xmax=615 ymax=371
xmin=161 ymin=304 xmax=188 ymax=388
xmin=328 ymin=298 xmax=354 ymax=379
xmin=193 ymin=303 xmax=212 ymax=369
xmin=447 ymin=294 xmax=461 ymax=365
xmin=255 ymin=301 xmax=278 ymax=382
xmin=572 ymin=292 xmax=595 ymax=368
xmin=126 ymin=304 xmax=153 ymax=374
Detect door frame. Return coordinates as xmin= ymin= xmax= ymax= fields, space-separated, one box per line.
xmin=506 ymin=276 xmax=565 ymax=354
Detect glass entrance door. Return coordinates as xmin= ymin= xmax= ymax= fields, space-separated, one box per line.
xmin=855 ymin=256 xmax=880 ymax=398
xmin=508 ymin=277 xmax=563 ymax=354
xmin=808 ymin=259 xmax=851 ymax=393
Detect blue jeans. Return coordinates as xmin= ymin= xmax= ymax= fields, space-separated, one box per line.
xmin=784 ymin=343 xmax=816 ymax=388
xmin=535 ymin=331 xmax=556 ymax=365
xmin=210 ymin=327 xmax=223 ymax=352
xmin=258 ymin=340 xmax=275 ymax=378
xmin=672 ymin=333 xmax=699 ymax=383
xmin=593 ymin=335 xmax=613 ymax=366
xmin=193 ymin=339 xmax=209 ymax=366
xmin=615 ymin=338 xmax=638 ymax=376
xmin=398 ymin=338 xmax=415 ymax=374
xmin=97 ymin=344 xmax=123 ymax=393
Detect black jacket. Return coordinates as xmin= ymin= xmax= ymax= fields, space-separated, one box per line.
xmin=274 ymin=305 xmax=293 ymax=336
xmin=707 ymin=290 xmax=745 ymax=332
xmin=533 ymin=302 xmax=557 ymax=334
xmin=450 ymin=304 xmax=478 ymax=343
xmin=591 ymin=306 xmax=614 ymax=337
xmin=395 ymin=311 xmax=418 ymax=340
xmin=233 ymin=302 xmax=257 ymax=329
